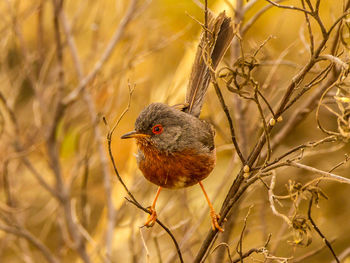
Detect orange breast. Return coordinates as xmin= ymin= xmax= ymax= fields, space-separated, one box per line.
xmin=136 ymin=143 xmax=216 ymax=189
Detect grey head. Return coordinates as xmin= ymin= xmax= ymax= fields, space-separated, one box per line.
xmin=122 ymin=103 xmax=215 ymax=153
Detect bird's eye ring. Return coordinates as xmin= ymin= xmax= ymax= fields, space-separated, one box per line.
xmin=152 ymin=124 xmax=163 ymax=134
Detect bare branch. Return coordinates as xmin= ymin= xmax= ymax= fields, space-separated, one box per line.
xmin=308 ymin=197 xmax=340 ymax=263
xmin=62 ymin=0 xmax=138 ymax=105
xmin=105 ymin=86 xmax=184 ymax=263
xmin=288 ymin=161 xmax=350 ymax=185
xmin=331 ymin=247 xmax=350 ymax=263
xmin=0 ymin=224 xmax=59 ymax=263
xmin=212 ymin=78 xmax=246 ymax=164
xmin=268 ymin=174 xmax=292 ymax=225
xmin=242 ymin=0 xmax=286 ymax=35
xmin=264 ymin=0 xmax=312 ymax=15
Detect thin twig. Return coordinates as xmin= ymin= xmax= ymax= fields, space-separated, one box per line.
xmin=105 ymin=87 xmax=184 ymax=263
xmin=60 ymin=10 xmax=84 ymax=79
xmin=0 ymin=92 xmax=59 ymax=199
xmin=60 ymin=4 xmax=137 ymax=257
xmin=0 ymin=224 xmax=59 ymax=263
xmin=308 ymin=197 xmax=340 ymax=263
xmin=105 ymin=85 xmax=138 ymax=203
xmin=231 ymin=234 xmax=271 ymax=263
xmin=293 ymin=239 xmax=336 ymax=262
xmin=204 ymin=0 xmax=208 ymax=41
xmin=301 ymin=0 xmax=314 ymax=55
xmin=256 ymin=136 xmax=337 ymax=171
xmin=211 ymin=243 xmax=234 ymax=262
xmin=264 ymin=72 xmax=340 ymax=160
xmin=254 ymin=90 xmax=271 ymax=162
xmin=62 ymin=0 xmax=138 ymax=105
xmin=212 ymin=79 xmax=246 ymax=165
xmin=319 ymin=54 xmax=349 ymax=70
xmin=236 ymin=205 xmax=253 ymax=262
xmin=328 ymin=154 xmax=350 ymax=173
xmin=268 ymin=174 xmax=291 ymax=225
xmin=331 ymin=247 xmax=350 ymax=263
xmin=153 ymin=236 xmax=163 ymax=263
xmin=140 ymin=228 xmax=151 ymax=263
xmin=49 ymin=1 xmax=92 ymax=262
xmin=125 ymin=198 xmax=184 ymax=263
xmin=264 ymin=0 xmax=312 ymax=15
xmin=288 ymin=161 xmax=350 ymax=185
xmin=242 ymin=0 xmax=286 ymax=35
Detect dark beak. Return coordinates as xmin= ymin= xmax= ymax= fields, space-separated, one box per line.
xmin=121 ymin=130 xmax=150 ymax=139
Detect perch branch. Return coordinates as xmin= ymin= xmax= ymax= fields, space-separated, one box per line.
xmin=105 ymin=87 xmax=184 ymax=263
xmin=308 ymin=197 xmax=340 ymax=263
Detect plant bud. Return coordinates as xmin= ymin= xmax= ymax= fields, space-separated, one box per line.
xmin=243 ymin=165 xmax=250 ymax=173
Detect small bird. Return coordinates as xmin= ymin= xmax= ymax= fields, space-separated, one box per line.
xmin=121 ymin=12 xmax=233 ymax=232
xmin=121 ymin=102 xmax=222 ymax=230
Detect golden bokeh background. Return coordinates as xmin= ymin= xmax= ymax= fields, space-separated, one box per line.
xmin=0 ymin=0 xmax=349 ymax=262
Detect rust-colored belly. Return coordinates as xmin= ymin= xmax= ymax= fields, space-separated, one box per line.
xmin=137 ymin=144 xmax=216 ymax=189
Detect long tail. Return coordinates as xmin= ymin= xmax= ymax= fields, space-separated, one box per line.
xmin=185 ymin=12 xmax=234 ymax=117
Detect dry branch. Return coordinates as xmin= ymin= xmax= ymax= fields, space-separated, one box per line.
xmin=194 ymin=1 xmax=350 ymax=261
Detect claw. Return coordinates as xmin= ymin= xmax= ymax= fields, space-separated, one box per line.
xmin=210 ymin=209 xmax=224 ymax=232
xmin=144 ymin=206 xmax=157 ymax=227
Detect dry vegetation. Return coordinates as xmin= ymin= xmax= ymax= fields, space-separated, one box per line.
xmin=0 ymin=0 xmax=350 ymax=262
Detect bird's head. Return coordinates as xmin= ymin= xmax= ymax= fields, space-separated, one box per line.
xmin=121 ymin=103 xmax=191 ymax=152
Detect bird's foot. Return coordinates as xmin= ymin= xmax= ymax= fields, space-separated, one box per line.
xmin=210 ymin=209 xmax=224 ymax=232
xmin=144 ymin=206 xmax=157 ymax=227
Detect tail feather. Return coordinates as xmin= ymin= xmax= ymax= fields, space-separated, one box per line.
xmin=185 ymin=12 xmax=234 ymax=117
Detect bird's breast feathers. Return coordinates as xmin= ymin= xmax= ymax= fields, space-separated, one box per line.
xmin=136 ymin=142 xmax=216 ymax=189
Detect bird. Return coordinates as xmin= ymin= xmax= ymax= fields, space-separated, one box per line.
xmin=121 ymin=12 xmax=234 ymax=232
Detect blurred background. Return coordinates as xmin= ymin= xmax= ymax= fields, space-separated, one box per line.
xmin=0 ymin=0 xmax=349 ymax=262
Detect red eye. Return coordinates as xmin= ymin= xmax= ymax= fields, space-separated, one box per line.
xmin=152 ymin=124 xmax=163 ymax=134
